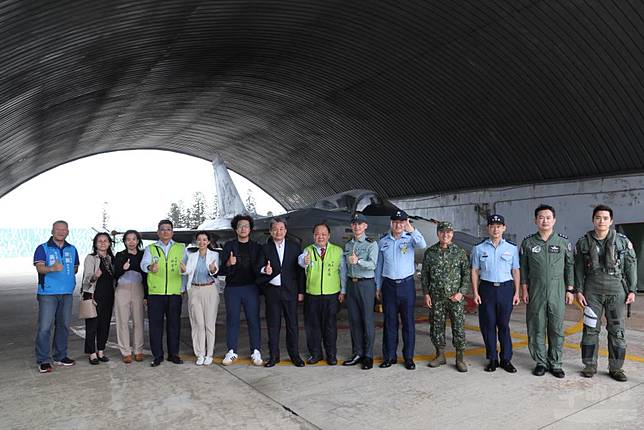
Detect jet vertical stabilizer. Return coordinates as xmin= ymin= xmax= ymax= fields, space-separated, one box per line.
xmin=212 ymin=155 xmax=248 ymax=218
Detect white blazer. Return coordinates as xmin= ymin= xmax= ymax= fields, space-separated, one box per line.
xmin=183 ymin=249 xmax=219 ymax=292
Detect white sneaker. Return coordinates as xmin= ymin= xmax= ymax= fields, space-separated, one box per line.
xmin=203 ymin=356 xmax=213 ymax=366
xmin=196 ymin=356 xmax=205 ymax=366
xmin=251 ymin=349 xmax=263 ymax=366
xmin=222 ymin=349 xmax=238 ymax=366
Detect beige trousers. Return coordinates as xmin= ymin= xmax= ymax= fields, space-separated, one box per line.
xmin=114 ymin=282 xmax=145 ymax=356
xmin=188 ymin=285 xmax=220 ymax=357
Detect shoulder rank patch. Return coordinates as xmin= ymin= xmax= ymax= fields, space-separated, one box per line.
xmin=557 ymin=233 xmax=568 ymax=239
xmin=628 ymin=240 xmax=633 ymax=250
xmin=379 ymin=233 xmax=388 ymax=240
xmin=523 ymin=233 xmax=536 ymax=240
xmin=475 ymin=238 xmax=487 ymax=246
xmin=366 ymin=237 xmax=374 ymax=242
xmin=506 ymin=240 xmax=517 ymax=246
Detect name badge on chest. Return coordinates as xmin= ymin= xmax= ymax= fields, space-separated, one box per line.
xmin=548 ymin=245 xmax=560 ymax=254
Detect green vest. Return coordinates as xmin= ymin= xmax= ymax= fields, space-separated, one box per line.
xmin=304 ymin=243 xmax=343 ymax=295
xmin=147 ymin=242 xmax=185 ymax=295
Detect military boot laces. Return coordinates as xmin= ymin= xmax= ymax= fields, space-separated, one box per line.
xmin=428 ymin=350 xmax=446 ymax=368
xmin=455 ymin=350 xmax=467 ymax=373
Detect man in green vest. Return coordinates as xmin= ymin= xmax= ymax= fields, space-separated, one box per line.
xmin=575 ymin=205 xmax=637 ymax=381
xmin=141 ymin=219 xmax=186 ymax=367
xmin=520 ymin=204 xmax=574 ymax=378
xmin=298 ymin=223 xmax=346 ymax=365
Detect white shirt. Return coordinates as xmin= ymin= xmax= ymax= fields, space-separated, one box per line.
xmin=268 ymin=240 xmax=285 ymax=286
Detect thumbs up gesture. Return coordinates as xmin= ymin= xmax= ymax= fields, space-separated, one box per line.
xmin=123 ymin=258 xmax=131 ymax=271
xmin=349 ymin=250 xmax=358 ymax=265
xmin=303 ymin=250 xmax=311 ymax=266
xmin=227 ymin=251 xmax=237 ymax=267
xmin=264 ymin=260 xmax=273 ymax=275
xmin=209 ymin=261 xmax=218 ymax=274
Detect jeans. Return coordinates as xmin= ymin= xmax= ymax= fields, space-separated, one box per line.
xmin=35 ymin=294 xmax=73 ymax=364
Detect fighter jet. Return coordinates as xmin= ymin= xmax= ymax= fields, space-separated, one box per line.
xmin=139 ymin=156 xmax=479 ymax=257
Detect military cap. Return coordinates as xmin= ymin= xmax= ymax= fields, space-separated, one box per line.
xmin=351 ymin=213 xmax=368 ymax=224
xmin=436 ymin=221 xmax=454 ymax=232
xmin=487 ymin=214 xmax=505 ymax=225
xmin=390 ymin=210 xmax=408 ymax=221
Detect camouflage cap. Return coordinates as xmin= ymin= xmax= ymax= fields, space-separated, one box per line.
xmin=436 ymin=221 xmax=454 ymax=232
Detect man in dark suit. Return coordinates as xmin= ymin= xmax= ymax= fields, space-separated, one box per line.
xmin=258 ymin=217 xmax=306 ymax=367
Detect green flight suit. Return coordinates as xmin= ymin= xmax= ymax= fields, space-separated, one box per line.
xmin=520 ymin=232 xmax=574 ymax=370
xmin=421 ymin=242 xmax=470 ymax=350
xmin=575 ymin=229 xmax=637 ymax=372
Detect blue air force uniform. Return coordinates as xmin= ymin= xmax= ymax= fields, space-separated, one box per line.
xmin=375 ymin=211 xmax=427 ymax=364
xmin=471 ymin=215 xmax=519 ymax=364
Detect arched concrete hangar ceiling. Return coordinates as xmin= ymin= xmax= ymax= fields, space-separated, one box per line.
xmin=2 ymin=1 xmax=644 ymax=210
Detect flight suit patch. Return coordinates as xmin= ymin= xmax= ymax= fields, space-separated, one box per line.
xmin=531 ymin=245 xmax=541 ymax=253
xmin=548 ymin=245 xmax=560 ymax=253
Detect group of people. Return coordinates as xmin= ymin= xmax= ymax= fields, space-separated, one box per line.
xmin=33 ymin=203 xmax=637 ymax=381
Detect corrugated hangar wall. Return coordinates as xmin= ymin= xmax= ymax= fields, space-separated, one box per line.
xmin=2 ymin=1 xmax=644 ymax=208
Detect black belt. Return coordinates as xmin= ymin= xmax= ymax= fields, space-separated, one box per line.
xmin=191 ymin=282 xmax=215 ymax=287
xmin=350 ymin=277 xmax=374 ymax=283
xmin=386 ymin=275 xmax=414 ymax=284
xmin=480 ymin=280 xmax=512 ymax=287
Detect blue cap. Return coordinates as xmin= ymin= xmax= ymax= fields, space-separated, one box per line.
xmin=351 ymin=213 xmax=368 ymax=224
xmin=390 ymin=210 xmax=409 ymax=221
xmin=487 ymin=214 xmax=505 ymax=225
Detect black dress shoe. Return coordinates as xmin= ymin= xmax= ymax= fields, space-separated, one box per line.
xmin=97 ymin=355 xmax=110 ymax=363
xmin=500 ymin=361 xmax=517 ymax=373
xmin=150 ymin=358 xmax=163 ymax=367
xmin=306 ymin=356 xmax=321 ymax=365
xmin=264 ymin=358 xmax=279 ymax=368
xmin=168 ymin=355 xmax=183 ymax=364
xmin=89 ymin=357 xmax=99 ymax=365
xmin=484 ymin=360 xmax=498 ymax=372
xmin=326 ymin=356 xmax=337 ymax=366
xmin=379 ymin=359 xmax=394 ymax=368
xmin=361 ymin=357 xmax=373 ymax=370
xmin=343 ymin=355 xmax=362 ymax=366
xmin=532 ymin=364 xmax=547 ymax=376
xmin=550 ymin=368 xmax=565 ymax=379
xmin=292 ymin=358 xmax=305 ymax=367
xmin=404 ymin=359 xmax=416 ymax=370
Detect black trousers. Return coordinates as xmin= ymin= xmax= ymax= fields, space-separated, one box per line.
xmin=148 ymin=295 xmax=182 ymax=361
xmin=84 ymin=285 xmax=114 ymax=354
xmin=264 ymin=286 xmax=300 ymax=361
xmin=305 ymin=293 xmax=338 ymax=359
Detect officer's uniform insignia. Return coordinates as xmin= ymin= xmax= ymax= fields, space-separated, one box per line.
xmin=628 ymin=241 xmax=633 ymax=250
xmin=567 ymin=242 xmax=572 ymax=251
xmin=548 ymin=245 xmax=560 ymax=253
xmin=531 ymin=245 xmax=541 ymax=253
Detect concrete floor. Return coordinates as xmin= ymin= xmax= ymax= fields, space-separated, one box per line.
xmin=1 ymin=274 xmax=643 ymax=430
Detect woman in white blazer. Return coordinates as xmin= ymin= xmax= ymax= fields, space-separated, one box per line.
xmin=181 ymin=231 xmax=220 ymax=365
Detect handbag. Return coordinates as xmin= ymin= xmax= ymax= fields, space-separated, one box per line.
xmin=79 ymin=297 xmax=97 ymax=319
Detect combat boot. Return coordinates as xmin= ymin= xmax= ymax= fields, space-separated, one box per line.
xmin=455 ymin=350 xmax=467 ymax=373
xmin=580 ymin=365 xmax=596 ymax=378
xmin=428 ymin=349 xmax=446 ymax=368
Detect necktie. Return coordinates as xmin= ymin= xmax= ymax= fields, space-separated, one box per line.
xmin=320 ymin=247 xmax=326 ymax=259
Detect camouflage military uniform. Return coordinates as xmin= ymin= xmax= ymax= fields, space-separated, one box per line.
xmin=520 ymin=232 xmax=573 ymax=370
xmin=421 ymin=242 xmax=470 ymax=350
xmin=575 ymin=229 xmax=637 ymax=372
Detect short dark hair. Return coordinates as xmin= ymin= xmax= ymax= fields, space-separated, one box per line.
xmin=231 ymin=214 xmax=254 ymax=230
xmin=534 ymin=204 xmax=556 ymax=218
xmin=269 ymin=217 xmax=287 ymax=230
xmin=593 ymin=204 xmax=613 ymax=220
xmin=194 ymin=230 xmax=211 ymax=242
xmin=52 ymin=220 xmax=68 ymax=228
xmin=122 ymin=230 xmax=143 ymax=250
xmin=312 ymin=222 xmax=331 ymax=234
xmin=158 ymin=219 xmax=173 ymax=229
xmin=91 ymin=232 xmax=114 ymax=258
